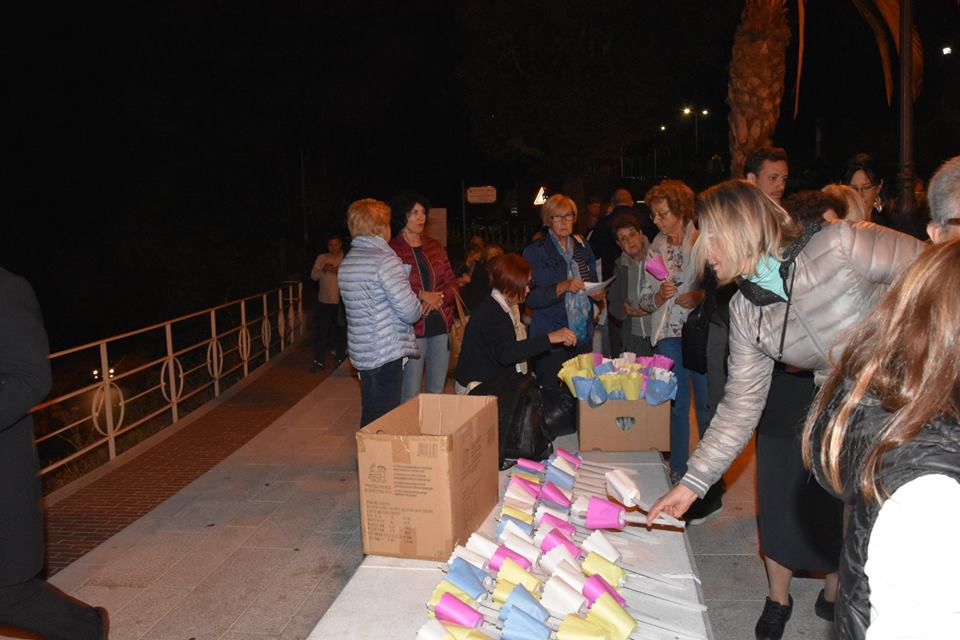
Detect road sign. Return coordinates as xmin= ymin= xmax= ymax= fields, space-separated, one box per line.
xmin=466 ymin=185 xmax=497 ymax=204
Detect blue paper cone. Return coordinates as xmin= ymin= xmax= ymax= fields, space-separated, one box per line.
xmin=446 ymin=557 xmax=488 ymax=600
xmin=545 ymin=465 xmax=576 ymax=491
xmin=497 ymin=515 xmax=534 ymax=539
xmin=505 ymin=584 xmax=550 ymax=623
xmin=644 ymin=378 xmax=678 ymax=406
xmin=502 ymin=607 xmax=552 ymax=640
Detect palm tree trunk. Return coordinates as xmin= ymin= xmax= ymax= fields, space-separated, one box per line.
xmin=726 ymin=0 xmax=791 ymax=177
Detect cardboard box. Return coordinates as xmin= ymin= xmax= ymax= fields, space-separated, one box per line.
xmin=578 ymin=399 xmax=670 ymax=452
xmin=356 ymin=393 xmax=499 ymax=561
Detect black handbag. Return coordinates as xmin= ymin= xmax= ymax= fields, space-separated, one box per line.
xmin=469 ymin=372 xmax=552 ymax=469
xmin=681 ymin=300 xmax=710 ymax=374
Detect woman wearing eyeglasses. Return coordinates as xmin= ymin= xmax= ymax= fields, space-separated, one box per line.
xmin=841 ymin=153 xmax=887 ymax=226
xmin=523 ymin=194 xmax=605 ymax=384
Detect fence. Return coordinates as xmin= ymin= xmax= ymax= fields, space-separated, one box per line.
xmin=30 ymin=282 xmax=305 ymax=493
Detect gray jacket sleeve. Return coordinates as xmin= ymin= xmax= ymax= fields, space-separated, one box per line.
xmin=842 ymin=221 xmax=926 ymax=285
xmin=680 ymin=295 xmax=774 ymax=497
xmin=381 ymin=253 xmax=422 ymax=324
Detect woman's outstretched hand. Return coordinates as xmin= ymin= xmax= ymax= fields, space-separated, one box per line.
xmin=547 ymin=328 xmax=577 ymax=347
xmin=646 ymin=483 xmax=698 ymax=527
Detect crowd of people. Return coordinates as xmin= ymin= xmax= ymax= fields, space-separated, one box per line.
xmin=318 ymin=151 xmax=959 ymax=640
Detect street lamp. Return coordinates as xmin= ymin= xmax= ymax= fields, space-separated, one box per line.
xmin=681 ymin=107 xmax=710 ymax=157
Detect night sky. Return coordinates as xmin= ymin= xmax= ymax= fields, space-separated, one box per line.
xmin=7 ymin=1 xmax=959 ymax=350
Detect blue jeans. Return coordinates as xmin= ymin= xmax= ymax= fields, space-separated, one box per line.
xmin=655 ymin=337 xmax=709 ymax=478
xmin=401 ymin=333 xmax=451 ymax=401
xmin=358 ymin=358 xmax=403 ymax=427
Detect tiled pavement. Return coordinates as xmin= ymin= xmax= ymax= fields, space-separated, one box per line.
xmin=6 ymin=337 xmax=836 ymax=639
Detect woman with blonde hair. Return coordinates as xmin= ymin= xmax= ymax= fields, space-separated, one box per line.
xmin=523 ymin=194 xmax=604 ymax=383
xmin=821 ymin=183 xmax=868 ymax=222
xmin=339 ymin=198 xmax=423 ymax=426
xmin=646 ymin=179 xmax=924 ymax=639
xmin=804 ymin=238 xmax=960 ymax=639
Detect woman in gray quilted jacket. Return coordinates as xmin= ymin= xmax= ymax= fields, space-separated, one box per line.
xmin=338 ymin=198 xmax=424 ymax=427
xmin=648 ymin=180 xmax=925 ymax=518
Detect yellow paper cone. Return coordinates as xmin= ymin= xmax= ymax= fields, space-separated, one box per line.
xmin=501 ymin=505 xmax=535 ymax=525
xmin=576 ymin=353 xmax=595 ymax=369
xmin=598 ymin=374 xmax=621 ymax=393
xmin=442 ymin=623 xmax=495 ymax=640
xmin=582 ymin=552 xmax=626 ymax=588
xmin=562 ymin=356 xmax=580 ymax=370
xmin=497 ymin=557 xmax=542 ymax=594
xmin=512 ymin=471 xmax=542 ymax=485
xmin=492 ymin=578 xmax=518 ymax=604
xmin=556 ymin=614 xmax=611 ymax=640
xmin=559 ymin=367 xmax=579 ymax=396
xmin=586 ymin=593 xmax=637 ymax=640
xmin=621 ymin=373 xmax=641 ymax=401
xmin=428 ymin=579 xmax=477 ymax=609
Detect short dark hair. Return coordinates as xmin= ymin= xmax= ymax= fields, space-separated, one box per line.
xmin=389 ymin=192 xmax=431 ymax=237
xmin=611 ymin=212 xmax=642 ymax=235
xmin=743 ymin=147 xmax=789 ymax=178
xmin=782 ymin=190 xmax=846 ymax=223
xmin=840 ymin=153 xmax=882 ymax=186
xmin=487 ymin=253 xmax=531 ymax=301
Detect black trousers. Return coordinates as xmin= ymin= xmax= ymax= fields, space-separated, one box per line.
xmin=313 ymin=302 xmax=346 ymax=362
xmin=0 ymin=578 xmax=103 ymax=640
xmin=358 ymin=358 xmax=403 ymax=427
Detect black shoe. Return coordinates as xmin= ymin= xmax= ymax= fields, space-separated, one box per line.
xmin=815 ymin=589 xmax=835 ymax=622
xmin=311 ymin=360 xmax=325 ymax=372
xmin=685 ymin=480 xmax=724 ymax=525
xmin=755 ymin=595 xmax=793 ymax=640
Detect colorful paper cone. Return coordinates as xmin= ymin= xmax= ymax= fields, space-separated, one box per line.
xmin=541 ymin=577 xmax=587 ymax=619
xmin=435 ymin=592 xmax=484 ymax=629
xmin=584 ymin=497 xmax=625 ymax=530
xmin=586 ymin=592 xmax=636 ymax=640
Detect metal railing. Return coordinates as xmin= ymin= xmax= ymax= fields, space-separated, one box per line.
xmin=30 ymin=282 xmax=305 ymax=490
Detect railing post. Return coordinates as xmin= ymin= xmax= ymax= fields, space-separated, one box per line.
xmin=240 ymin=299 xmax=249 ymax=377
xmin=165 ymin=323 xmax=179 ymax=422
xmin=297 ymin=282 xmax=305 ymax=337
xmin=287 ymin=284 xmax=296 ymax=340
xmin=262 ymin=292 xmax=271 ymax=362
xmin=278 ymin=288 xmax=286 ymax=351
xmin=99 ymin=342 xmax=117 ymax=460
xmin=209 ymin=309 xmax=220 ymax=397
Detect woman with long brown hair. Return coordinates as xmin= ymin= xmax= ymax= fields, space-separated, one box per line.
xmin=803 ymin=239 xmax=960 ymax=639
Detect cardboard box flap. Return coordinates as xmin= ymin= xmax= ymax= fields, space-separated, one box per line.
xmin=418 ymin=394 xmax=497 ymax=436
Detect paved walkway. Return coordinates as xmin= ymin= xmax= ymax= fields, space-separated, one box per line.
xmin=6 ymin=339 xmax=835 ymax=640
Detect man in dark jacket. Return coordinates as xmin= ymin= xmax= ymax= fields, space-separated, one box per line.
xmin=0 ymin=268 xmax=106 ymax=639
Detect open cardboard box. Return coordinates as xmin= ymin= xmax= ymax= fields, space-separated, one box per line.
xmin=578 ymin=398 xmax=670 ymax=452
xmin=356 ymin=394 xmax=499 ymax=561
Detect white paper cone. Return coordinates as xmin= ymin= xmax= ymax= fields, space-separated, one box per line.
xmin=417 ymin=619 xmax=451 ymax=640
xmin=501 ymin=531 xmax=541 ymax=566
xmin=502 ymin=495 xmax=536 ymax=514
xmin=551 ymin=456 xmax=578 ymax=477
xmin=499 ymin=519 xmax=536 ymax=545
xmin=541 ymin=576 xmax=587 ymax=618
xmin=554 ymin=560 xmax=587 ymax=593
xmin=504 ymin=484 xmax=537 ymax=509
xmin=534 ymin=504 xmax=569 ymax=525
xmin=467 ymin=532 xmax=500 ymax=560
xmin=570 ymin=495 xmax=591 ymax=518
xmin=538 ymin=544 xmax=580 ymax=575
xmin=581 ymin=530 xmax=621 ymax=563
xmin=605 ymin=469 xmax=641 ymax=507
xmin=449 ymin=545 xmax=489 ymax=570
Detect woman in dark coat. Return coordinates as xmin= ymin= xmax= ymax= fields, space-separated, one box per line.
xmin=522 ymin=194 xmax=604 ymax=384
xmin=453 ymin=254 xmax=575 ymax=393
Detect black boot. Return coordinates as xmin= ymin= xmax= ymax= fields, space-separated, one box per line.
xmin=755 ymin=595 xmax=793 ymax=640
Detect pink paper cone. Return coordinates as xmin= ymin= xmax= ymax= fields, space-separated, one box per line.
xmin=541 ymin=481 xmax=573 ymax=509
xmin=645 ymin=254 xmax=669 ymax=280
xmin=555 ymin=447 xmax=582 ymax=469
xmin=516 ymin=458 xmax=546 ymax=473
xmin=435 ymin=592 xmax=484 ymax=628
xmin=541 ymin=528 xmax=581 ymax=558
xmin=489 ymin=545 xmax=532 ymax=572
xmin=540 ymin=512 xmax=577 ymax=537
xmin=510 ymin=475 xmax=541 ymax=498
xmin=584 ymin=497 xmax=626 ymax=530
xmin=582 ymin=574 xmax=627 ymax=607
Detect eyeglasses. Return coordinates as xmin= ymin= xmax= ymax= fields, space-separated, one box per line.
xmin=946 ymin=219 xmax=960 ymax=227
xmin=849 ymin=183 xmax=879 ymax=194
xmin=550 ymin=213 xmax=575 ymax=222
xmin=651 ymin=210 xmax=672 ymax=220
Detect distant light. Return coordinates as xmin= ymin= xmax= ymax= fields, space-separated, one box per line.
xmin=681 ymin=107 xmax=692 ymax=116
xmin=659 ymin=125 xmax=667 ymax=131
xmin=701 ymin=109 xmax=709 ymax=116
xmin=944 ymin=46 xmax=953 ymax=56
xmin=533 ymin=186 xmax=547 ymax=205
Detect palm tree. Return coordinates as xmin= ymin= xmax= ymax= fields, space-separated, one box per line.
xmin=726 ymin=0 xmax=923 ymax=178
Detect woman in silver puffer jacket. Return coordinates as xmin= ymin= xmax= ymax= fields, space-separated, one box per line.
xmin=648 ymin=180 xmax=925 ymax=516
